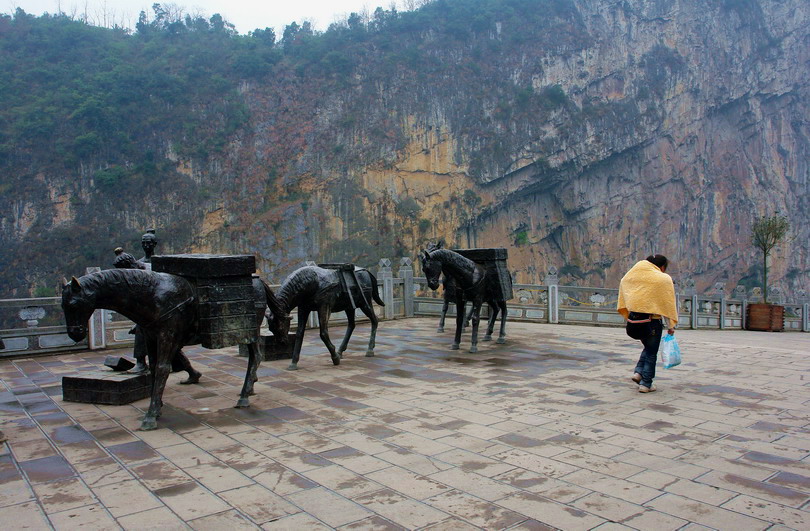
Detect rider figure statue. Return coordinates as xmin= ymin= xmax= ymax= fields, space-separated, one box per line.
xmin=140 ymin=229 xmax=157 ymax=265
xmin=113 ymin=233 xmax=201 ymax=383
xmin=113 ymin=247 xmax=145 ymax=270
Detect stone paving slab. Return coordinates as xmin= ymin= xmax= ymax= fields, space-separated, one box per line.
xmin=1 ymin=318 xmax=810 ymax=530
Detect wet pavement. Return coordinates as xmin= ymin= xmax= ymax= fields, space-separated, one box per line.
xmin=1 ymin=318 xmax=810 ymax=530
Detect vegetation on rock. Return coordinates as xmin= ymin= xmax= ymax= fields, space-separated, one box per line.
xmin=0 ymin=0 xmax=807 ymax=298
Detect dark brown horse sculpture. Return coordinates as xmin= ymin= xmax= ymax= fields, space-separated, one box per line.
xmin=61 ymin=269 xmax=263 ymax=430
xmin=264 ymin=265 xmax=385 ymax=371
xmin=419 ymin=248 xmax=507 ymax=352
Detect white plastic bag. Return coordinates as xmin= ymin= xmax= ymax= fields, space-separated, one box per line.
xmin=661 ymin=334 xmax=681 ymax=369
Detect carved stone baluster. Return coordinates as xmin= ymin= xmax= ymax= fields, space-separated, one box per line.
xmin=378 ymin=258 xmax=394 ymax=320
xmin=85 ymin=266 xmax=106 ymax=349
xmin=398 ymin=257 xmax=414 ymax=318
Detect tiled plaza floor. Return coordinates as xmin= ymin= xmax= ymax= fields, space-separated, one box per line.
xmin=2 ymin=318 xmax=810 ymax=530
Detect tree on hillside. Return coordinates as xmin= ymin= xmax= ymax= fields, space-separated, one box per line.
xmin=752 ymin=213 xmax=789 ymax=303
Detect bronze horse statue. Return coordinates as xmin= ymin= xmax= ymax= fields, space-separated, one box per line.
xmin=61 ymin=269 xmax=265 ymax=430
xmin=263 ymin=265 xmax=384 ymax=371
xmin=419 ymin=248 xmax=507 ymax=352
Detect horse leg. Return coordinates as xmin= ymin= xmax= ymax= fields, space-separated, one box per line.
xmin=464 ymin=302 xmax=474 ymax=330
xmin=255 ymin=308 xmax=266 ymax=360
xmin=287 ymin=308 xmax=310 ymax=371
xmin=141 ymin=335 xmax=175 ymax=431
xmin=317 ymin=307 xmax=341 ymax=366
xmin=236 ymin=342 xmax=261 ymax=408
xmin=484 ymin=301 xmax=498 ymax=341
xmin=452 ymin=294 xmax=464 ymax=350
xmin=438 ymin=297 xmax=449 ymax=333
xmin=469 ymin=301 xmax=483 ymax=353
xmin=497 ymin=301 xmax=508 ymax=344
xmin=246 ymin=339 xmax=262 ymax=396
xmin=337 ymin=310 xmax=355 ymax=358
xmin=362 ymin=303 xmax=379 ymax=357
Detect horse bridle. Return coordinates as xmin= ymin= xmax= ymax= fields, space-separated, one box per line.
xmin=66 ymin=324 xmax=86 ymax=336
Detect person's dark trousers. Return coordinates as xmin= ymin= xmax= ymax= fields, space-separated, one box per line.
xmin=634 ymin=319 xmax=663 ymax=388
xmin=132 ymin=326 xmax=149 ymax=374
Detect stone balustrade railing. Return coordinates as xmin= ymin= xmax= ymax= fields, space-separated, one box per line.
xmin=2 ymin=260 xmax=808 ymax=358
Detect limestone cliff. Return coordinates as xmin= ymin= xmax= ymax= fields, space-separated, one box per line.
xmin=1 ymin=0 xmax=808 ymax=297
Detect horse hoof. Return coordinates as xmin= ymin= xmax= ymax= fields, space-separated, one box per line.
xmin=469 ymin=346 xmax=478 ymax=353
xmin=235 ymin=398 xmax=250 ymax=409
xmin=451 ymin=344 xmax=460 ymax=350
xmin=365 ymin=350 xmax=375 ymax=357
xmin=496 ymin=337 xmax=506 ymax=344
xmin=286 ymin=364 xmax=298 ymax=371
xmin=437 ymin=327 xmax=444 ymax=333
xmin=483 ymin=335 xmax=492 ymax=342
xmin=332 ymin=357 xmax=341 ymax=366
xmin=139 ymin=418 xmax=158 ymax=431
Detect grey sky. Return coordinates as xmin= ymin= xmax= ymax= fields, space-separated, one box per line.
xmin=5 ymin=0 xmax=402 ymax=35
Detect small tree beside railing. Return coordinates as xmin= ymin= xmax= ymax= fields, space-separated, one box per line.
xmin=752 ymin=213 xmax=789 ymax=304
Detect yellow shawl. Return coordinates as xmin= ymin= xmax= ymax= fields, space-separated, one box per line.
xmin=617 ymin=260 xmax=678 ymax=326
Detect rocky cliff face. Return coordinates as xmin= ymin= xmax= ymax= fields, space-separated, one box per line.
xmin=2 ymin=0 xmax=808 ymax=297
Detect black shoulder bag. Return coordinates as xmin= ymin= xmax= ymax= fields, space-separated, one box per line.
xmin=626 ymin=311 xmax=653 ymax=340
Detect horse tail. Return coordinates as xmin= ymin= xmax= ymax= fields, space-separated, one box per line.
xmin=368 ymin=271 xmax=385 ymax=307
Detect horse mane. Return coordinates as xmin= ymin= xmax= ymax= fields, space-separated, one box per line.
xmin=81 ymin=268 xmax=159 ymax=296
xmin=276 ymin=266 xmax=320 ymax=311
xmin=429 ymin=249 xmax=475 ymax=272
xmin=261 ymin=278 xmax=286 ymax=317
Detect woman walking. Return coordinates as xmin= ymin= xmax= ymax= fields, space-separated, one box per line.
xmin=617 ymin=255 xmax=678 ymax=393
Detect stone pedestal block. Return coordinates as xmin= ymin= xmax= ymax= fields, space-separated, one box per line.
xmin=239 ymin=334 xmax=296 ymax=361
xmin=62 ymin=370 xmax=150 ymax=405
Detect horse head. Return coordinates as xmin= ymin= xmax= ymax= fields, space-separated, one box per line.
xmin=61 ymin=276 xmax=95 ymax=342
xmin=419 ymin=249 xmax=443 ymax=290
xmin=267 ymin=311 xmax=292 ymax=344
xmin=263 ymin=282 xmax=292 ymax=344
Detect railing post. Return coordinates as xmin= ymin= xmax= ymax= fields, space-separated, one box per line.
xmin=85 ymin=267 xmax=106 ymax=349
xmin=398 ymin=257 xmax=414 ymax=318
xmin=733 ymin=285 xmax=748 ymax=330
xmin=709 ymin=283 xmax=725 ymax=330
xmin=549 ymin=286 xmax=559 ymax=324
xmin=545 ymin=267 xmax=559 ymax=324
xmin=741 ymin=299 xmax=748 ymax=330
xmin=691 ymin=295 xmax=699 ymax=330
xmin=803 ymin=303 xmax=809 ymax=332
xmin=378 ymin=258 xmax=394 ymax=320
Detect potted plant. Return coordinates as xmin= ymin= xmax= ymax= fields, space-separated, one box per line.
xmin=747 ymin=214 xmax=789 ymax=331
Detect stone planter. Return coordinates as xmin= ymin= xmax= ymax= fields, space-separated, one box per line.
xmin=746 ymin=303 xmax=784 ymax=332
